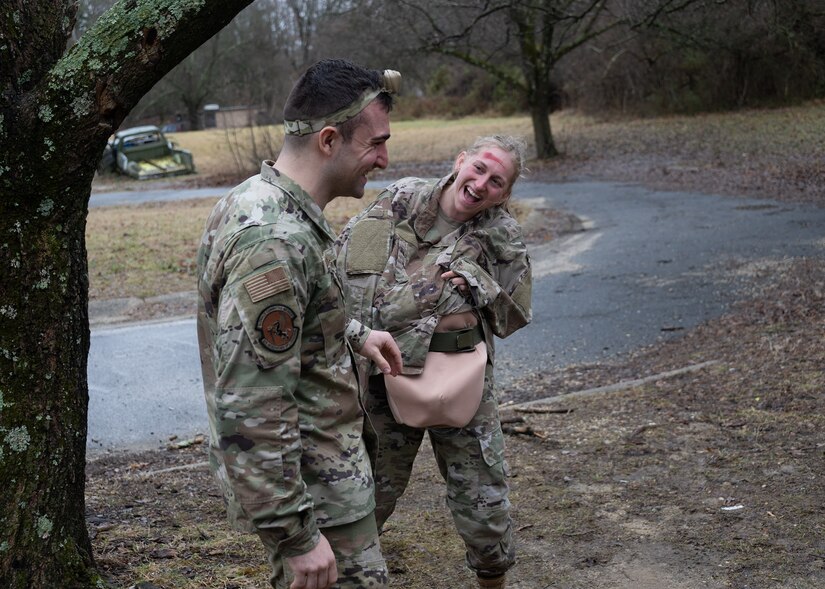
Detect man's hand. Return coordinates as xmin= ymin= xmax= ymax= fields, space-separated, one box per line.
xmin=441 ymin=270 xmax=469 ymax=294
xmin=361 ymin=330 xmax=403 ymax=376
xmin=287 ymin=533 xmax=337 ymax=589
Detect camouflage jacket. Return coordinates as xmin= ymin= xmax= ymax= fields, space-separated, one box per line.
xmin=196 ymin=162 xmax=373 ymax=557
xmin=336 ymin=174 xmax=532 ymax=377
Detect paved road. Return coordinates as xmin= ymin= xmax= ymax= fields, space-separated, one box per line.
xmin=88 ymin=319 xmax=204 ymax=452
xmin=495 ymin=182 xmax=825 ymax=382
xmin=87 ymin=181 xmax=825 ymax=453
xmin=90 ymin=186 xmax=224 ymax=208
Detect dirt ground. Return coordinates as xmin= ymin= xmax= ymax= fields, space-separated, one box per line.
xmin=86 ymin=157 xmax=825 ymax=588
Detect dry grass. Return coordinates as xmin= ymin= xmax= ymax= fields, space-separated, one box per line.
xmin=179 ymin=103 xmax=825 ymax=174
xmin=87 ymin=199 xmax=217 ymax=300
xmin=562 ymin=103 xmax=825 ymax=160
xmin=534 ymin=102 xmax=825 ymax=203
xmin=167 ymin=116 xmax=536 ymax=176
xmin=85 ymin=195 xmax=385 ymax=301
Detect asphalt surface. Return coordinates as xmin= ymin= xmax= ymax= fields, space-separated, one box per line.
xmin=87 ymin=181 xmax=825 ymax=453
xmin=89 ymin=186 xmax=224 ymax=207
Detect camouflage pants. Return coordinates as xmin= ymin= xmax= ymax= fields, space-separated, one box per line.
xmin=364 ymin=364 xmax=515 ymax=578
xmin=264 ymin=513 xmax=388 ymax=588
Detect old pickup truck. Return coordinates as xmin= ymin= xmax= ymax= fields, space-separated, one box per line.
xmin=99 ymin=125 xmax=195 ymax=180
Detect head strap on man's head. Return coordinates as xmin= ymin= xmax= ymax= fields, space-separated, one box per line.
xmin=284 ymin=69 xmax=401 ymax=137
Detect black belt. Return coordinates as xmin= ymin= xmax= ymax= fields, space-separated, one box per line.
xmin=428 ymin=325 xmax=484 ymax=353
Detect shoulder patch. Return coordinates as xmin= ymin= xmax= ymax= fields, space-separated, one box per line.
xmin=256 ymin=304 xmax=299 ymax=352
xmin=244 ymin=266 xmax=290 ymax=303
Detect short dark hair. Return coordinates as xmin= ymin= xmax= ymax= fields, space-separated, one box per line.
xmin=283 ymin=59 xmax=394 ymax=142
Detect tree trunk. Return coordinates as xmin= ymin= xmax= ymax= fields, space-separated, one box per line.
xmin=0 ymin=1 xmax=254 ymax=585
xmin=509 ymin=2 xmax=559 ymax=160
xmin=185 ymin=98 xmax=203 ymax=130
xmin=0 ymin=158 xmax=98 ymax=587
xmin=530 ymin=100 xmax=558 ymax=159
xmin=526 ymin=69 xmax=558 ymax=159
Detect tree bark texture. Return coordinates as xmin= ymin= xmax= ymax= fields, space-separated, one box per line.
xmin=0 ymin=1 xmax=253 ymax=586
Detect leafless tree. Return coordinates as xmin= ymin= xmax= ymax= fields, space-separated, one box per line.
xmin=563 ymin=0 xmax=825 ymax=113
xmin=375 ymin=0 xmax=714 ymax=158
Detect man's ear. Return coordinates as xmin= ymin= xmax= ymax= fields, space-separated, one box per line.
xmin=318 ymin=126 xmax=338 ymax=155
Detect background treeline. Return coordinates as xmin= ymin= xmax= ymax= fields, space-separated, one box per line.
xmin=75 ymin=0 xmax=825 ymax=130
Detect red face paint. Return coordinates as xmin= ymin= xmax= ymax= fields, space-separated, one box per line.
xmin=480 ymin=150 xmax=505 ymax=167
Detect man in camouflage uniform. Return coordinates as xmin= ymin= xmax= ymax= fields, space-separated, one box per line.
xmin=336 ymin=136 xmax=532 ymax=589
xmin=197 ymin=59 xmax=402 ymax=589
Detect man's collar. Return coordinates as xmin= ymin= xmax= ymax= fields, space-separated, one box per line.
xmin=260 ymin=160 xmax=337 ymax=242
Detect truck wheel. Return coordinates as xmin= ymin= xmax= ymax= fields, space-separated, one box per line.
xmin=97 ymin=144 xmax=115 ymax=174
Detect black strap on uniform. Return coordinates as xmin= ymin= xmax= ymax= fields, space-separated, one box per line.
xmin=428 ymin=325 xmax=484 ymax=353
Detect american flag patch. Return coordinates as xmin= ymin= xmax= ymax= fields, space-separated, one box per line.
xmin=244 ymin=267 xmax=290 ymax=303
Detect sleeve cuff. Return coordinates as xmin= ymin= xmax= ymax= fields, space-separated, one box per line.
xmin=345 ymin=318 xmax=372 ymax=352
xmin=257 ymin=515 xmax=321 ymax=558
xmin=449 ymin=257 xmax=501 ymax=307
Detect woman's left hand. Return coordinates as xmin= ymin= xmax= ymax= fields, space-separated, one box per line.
xmin=441 ymin=270 xmax=469 ymax=294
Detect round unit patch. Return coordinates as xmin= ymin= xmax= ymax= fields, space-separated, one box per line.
xmin=256 ymin=304 xmax=299 ymax=352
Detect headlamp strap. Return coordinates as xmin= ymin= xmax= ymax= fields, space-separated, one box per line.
xmin=284 ymin=69 xmax=401 ymax=137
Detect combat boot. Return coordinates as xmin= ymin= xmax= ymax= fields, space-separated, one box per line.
xmin=477 ymin=573 xmax=506 ymax=589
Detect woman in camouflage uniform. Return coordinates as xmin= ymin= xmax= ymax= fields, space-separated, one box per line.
xmin=336 ymin=136 xmax=532 ymax=589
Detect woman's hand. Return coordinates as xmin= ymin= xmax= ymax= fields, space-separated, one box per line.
xmin=441 ymin=270 xmax=469 ymax=294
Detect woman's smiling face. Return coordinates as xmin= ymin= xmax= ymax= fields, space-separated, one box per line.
xmin=441 ymin=146 xmax=517 ymax=222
